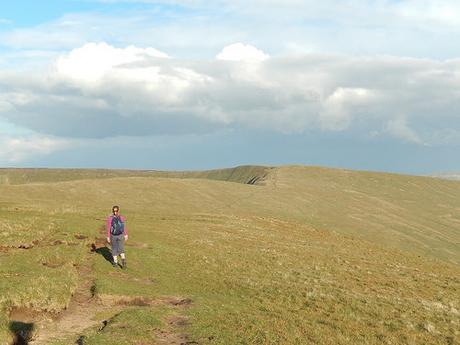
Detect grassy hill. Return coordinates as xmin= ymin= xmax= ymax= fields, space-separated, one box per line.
xmin=0 ymin=165 xmax=459 ymax=344
xmin=0 ymin=165 xmax=271 ymax=185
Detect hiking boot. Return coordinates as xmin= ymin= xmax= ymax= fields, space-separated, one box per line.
xmin=122 ymin=259 xmax=127 ymax=269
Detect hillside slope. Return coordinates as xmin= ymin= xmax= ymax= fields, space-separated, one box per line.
xmin=259 ymin=166 xmax=460 ymax=265
xmin=2 ymin=165 xmax=459 ymax=264
xmin=1 ymin=165 xmax=459 ymax=344
xmin=0 ymin=165 xmax=271 ymax=185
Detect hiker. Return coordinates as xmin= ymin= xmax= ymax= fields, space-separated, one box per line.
xmin=107 ymin=205 xmax=128 ymax=269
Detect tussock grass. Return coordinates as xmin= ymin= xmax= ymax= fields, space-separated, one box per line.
xmin=0 ymin=245 xmax=82 ymax=311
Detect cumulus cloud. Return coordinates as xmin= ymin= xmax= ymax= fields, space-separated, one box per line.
xmin=55 ymin=42 xmax=169 ymax=84
xmin=216 ymin=43 xmax=269 ymax=61
xmin=385 ymin=117 xmax=424 ymax=145
xmin=1 ymin=42 xmax=460 ymax=145
xmin=0 ymin=134 xmax=71 ymax=163
xmin=320 ymin=87 xmax=377 ymax=131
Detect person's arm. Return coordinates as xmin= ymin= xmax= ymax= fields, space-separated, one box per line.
xmin=122 ymin=215 xmax=128 ymax=240
xmin=106 ymin=216 xmax=112 ymax=242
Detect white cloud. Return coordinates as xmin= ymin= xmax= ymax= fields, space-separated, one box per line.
xmin=55 ymin=42 xmax=169 ymax=85
xmin=0 ymin=134 xmax=71 ymax=163
xmin=216 ymin=43 xmax=269 ymax=61
xmin=320 ymin=87 xmax=377 ymax=131
xmin=385 ymin=117 xmax=424 ymax=145
xmin=1 ymin=42 xmax=460 ymax=146
xmin=394 ymin=0 xmax=460 ymax=30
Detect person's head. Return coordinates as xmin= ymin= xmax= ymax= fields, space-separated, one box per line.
xmin=112 ymin=205 xmax=120 ymax=215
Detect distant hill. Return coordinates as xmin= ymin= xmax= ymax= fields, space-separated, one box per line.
xmin=431 ymin=172 xmax=460 ymax=180
xmin=0 ymin=165 xmax=271 ymax=185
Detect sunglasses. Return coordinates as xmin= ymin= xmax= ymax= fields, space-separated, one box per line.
xmin=113 ymin=209 xmax=119 ymax=213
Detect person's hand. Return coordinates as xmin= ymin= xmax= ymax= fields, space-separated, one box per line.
xmin=124 ymin=235 xmax=128 ymax=242
xmin=107 ymin=237 xmax=111 ymax=243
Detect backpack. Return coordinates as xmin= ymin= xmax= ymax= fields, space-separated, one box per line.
xmin=110 ymin=216 xmax=124 ymax=235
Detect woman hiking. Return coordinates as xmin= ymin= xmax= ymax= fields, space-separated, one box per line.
xmin=107 ymin=205 xmax=128 ymax=269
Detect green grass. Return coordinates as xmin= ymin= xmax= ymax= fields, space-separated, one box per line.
xmin=0 ymin=313 xmax=9 ymax=344
xmin=0 ymin=165 xmax=459 ymax=344
xmin=127 ymin=214 xmax=459 ymax=344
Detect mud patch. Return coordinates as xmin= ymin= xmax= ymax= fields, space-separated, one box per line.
xmin=116 ymin=297 xmax=154 ymax=307
xmin=97 ymin=294 xmax=188 ymax=307
xmin=18 ymin=244 xmax=34 ymax=250
xmin=155 ymin=315 xmax=198 ymax=345
xmin=9 ymin=308 xmax=49 ymax=324
xmin=165 ymin=297 xmax=193 ymax=307
xmin=97 ymin=295 xmax=193 ymax=309
xmin=168 ymin=315 xmax=189 ymax=327
xmin=0 ymin=243 xmax=34 ymax=253
xmin=42 ymin=262 xmax=64 ymax=269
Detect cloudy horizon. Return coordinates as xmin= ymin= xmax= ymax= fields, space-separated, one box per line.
xmin=1 ymin=1 xmax=459 ymax=174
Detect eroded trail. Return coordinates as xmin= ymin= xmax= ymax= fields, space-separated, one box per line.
xmin=28 ymin=265 xmax=99 ymax=344
xmin=27 ymin=282 xmax=193 ymax=344
xmin=12 ymin=253 xmax=194 ymax=345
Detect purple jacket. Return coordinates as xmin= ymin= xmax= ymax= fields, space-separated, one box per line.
xmin=107 ymin=215 xmax=127 ymax=238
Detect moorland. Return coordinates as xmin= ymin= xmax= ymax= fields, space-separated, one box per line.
xmin=0 ymin=165 xmax=459 ymax=345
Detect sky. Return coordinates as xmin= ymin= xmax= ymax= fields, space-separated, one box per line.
xmin=1 ymin=0 xmax=460 ymax=174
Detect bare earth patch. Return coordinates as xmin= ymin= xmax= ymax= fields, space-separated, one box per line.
xmin=155 ymin=315 xmax=195 ymax=345
xmin=11 ymin=262 xmax=194 ymax=345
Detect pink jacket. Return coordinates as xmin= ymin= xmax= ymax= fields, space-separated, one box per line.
xmin=107 ymin=215 xmax=128 ymax=238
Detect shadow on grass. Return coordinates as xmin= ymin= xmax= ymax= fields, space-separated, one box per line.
xmin=95 ymin=246 xmax=113 ymax=265
xmin=9 ymin=321 xmax=34 ymax=345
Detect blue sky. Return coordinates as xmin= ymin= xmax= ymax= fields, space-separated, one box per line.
xmin=1 ymin=1 xmax=91 ymax=26
xmin=0 ymin=0 xmax=460 ymax=174
xmin=1 ymin=1 xmax=162 ymax=26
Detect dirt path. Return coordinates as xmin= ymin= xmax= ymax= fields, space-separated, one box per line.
xmin=28 ymin=264 xmax=102 ymax=345
xmin=24 ymin=272 xmax=194 ymax=344
xmin=10 ymin=245 xmax=194 ymax=345
xmin=28 ymin=296 xmax=193 ymax=345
